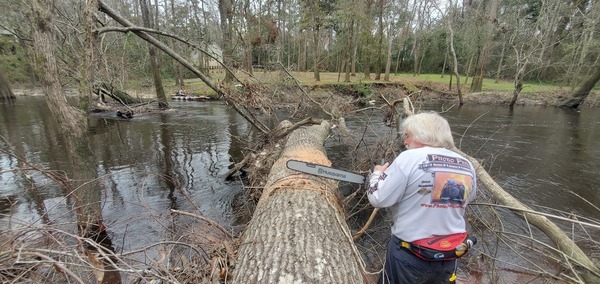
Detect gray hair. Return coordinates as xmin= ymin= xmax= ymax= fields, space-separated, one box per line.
xmin=400 ymin=111 xmax=455 ymax=149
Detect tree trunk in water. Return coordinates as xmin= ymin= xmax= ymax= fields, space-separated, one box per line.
xmin=31 ymin=1 xmax=85 ymax=139
xmin=31 ymin=0 xmax=108 ymax=244
xmin=0 ymin=69 xmax=15 ymax=100
xmin=233 ymin=121 xmax=367 ymax=283
xmin=509 ymin=62 xmax=526 ymax=107
xmin=559 ymin=62 xmax=600 ymax=109
xmin=95 ymin=83 xmax=142 ymax=105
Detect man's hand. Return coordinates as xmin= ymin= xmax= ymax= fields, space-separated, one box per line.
xmin=373 ymin=162 xmax=389 ymax=173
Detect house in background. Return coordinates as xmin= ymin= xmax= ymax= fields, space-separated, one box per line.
xmin=0 ymin=29 xmax=17 ymax=55
xmin=191 ymin=42 xmax=223 ymax=73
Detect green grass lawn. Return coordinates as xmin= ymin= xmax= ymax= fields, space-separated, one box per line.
xmin=153 ymin=70 xmax=585 ymax=99
xmin=290 ymin=72 xmax=566 ymax=94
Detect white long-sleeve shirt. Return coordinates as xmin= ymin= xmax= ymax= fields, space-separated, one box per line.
xmin=368 ymin=147 xmax=477 ymax=242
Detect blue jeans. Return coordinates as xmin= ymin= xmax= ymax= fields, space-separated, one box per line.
xmin=378 ymin=236 xmax=457 ymax=284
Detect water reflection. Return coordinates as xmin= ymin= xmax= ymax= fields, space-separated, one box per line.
xmin=1 ymin=99 xmax=247 ymax=261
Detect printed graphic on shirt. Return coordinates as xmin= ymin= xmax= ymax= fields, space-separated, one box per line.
xmin=418 ymin=154 xmax=474 ymax=206
xmin=417 ymin=187 xmax=432 ymax=195
xmin=431 ymin=172 xmax=472 ymax=205
xmin=419 ymin=154 xmax=472 ymax=172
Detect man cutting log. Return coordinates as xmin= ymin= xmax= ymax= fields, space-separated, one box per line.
xmin=368 ymin=111 xmax=478 ymax=283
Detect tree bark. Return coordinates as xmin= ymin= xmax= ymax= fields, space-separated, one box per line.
xmin=233 ymin=121 xmax=367 ymax=283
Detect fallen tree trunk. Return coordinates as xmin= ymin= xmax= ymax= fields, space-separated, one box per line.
xmin=233 ymin=121 xmax=368 ymax=283
xmin=94 ymin=82 xmax=141 ymax=105
xmin=559 ymin=62 xmax=600 ymax=109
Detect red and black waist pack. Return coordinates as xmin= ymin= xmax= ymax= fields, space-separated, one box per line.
xmin=399 ymin=233 xmax=477 ymax=261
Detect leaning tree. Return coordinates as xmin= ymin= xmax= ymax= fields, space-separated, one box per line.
xmin=0 ymin=69 xmax=15 ymax=100
xmin=559 ymin=62 xmax=600 ymax=109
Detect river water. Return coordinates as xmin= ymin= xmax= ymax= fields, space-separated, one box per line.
xmin=446 ymin=104 xmax=600 ymax=219
xmin=1 ymin=96 xmax=599 ymax=279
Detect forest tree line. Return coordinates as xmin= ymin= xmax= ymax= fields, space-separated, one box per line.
xmin=0 ymin=0 xmax=599 ymax=95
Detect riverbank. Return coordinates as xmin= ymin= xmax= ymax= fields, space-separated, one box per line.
xmin=9 ymin=72 xmax=600 ymax=108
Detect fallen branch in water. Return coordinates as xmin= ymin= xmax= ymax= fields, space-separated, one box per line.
xmin=453 ymin=146 xmax=600 ymax=282
xmin=470 ymin=203 xmax=600 ymax=229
